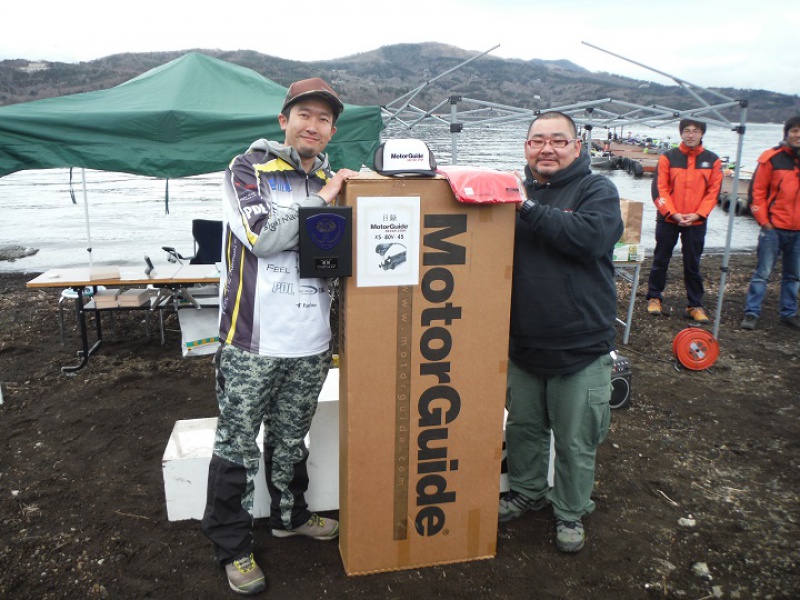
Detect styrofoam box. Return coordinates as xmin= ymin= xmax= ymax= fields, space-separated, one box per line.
xmin=162 ymin=369 xmax=340 ymax=521
xmin=162 ymin=368 xmax=554 ymax=521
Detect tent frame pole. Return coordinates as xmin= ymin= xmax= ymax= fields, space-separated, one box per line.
xmin=81 ymin=168 xmax=93 ymax=268
xmin=712 ymin=104 xmax=748 ymax=338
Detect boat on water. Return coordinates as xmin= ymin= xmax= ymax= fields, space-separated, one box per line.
xmin=590 ymin=152 xmax=620 ymax=170
xmin=719 ymin=169 xmax=753 ymax=216
xmin=589 ymin=139 xmax=665 ymax=177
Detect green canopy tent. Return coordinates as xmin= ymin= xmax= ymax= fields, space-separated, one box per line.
xmin=0 ymin=52 xmax=383 ymax=266
xmin=0 ymin=52 xmax=383 ymax=178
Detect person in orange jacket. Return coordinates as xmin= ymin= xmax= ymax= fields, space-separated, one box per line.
xmin=646 ymin=119 xmax=722 ymax=322
xmin=740 ymin=115 xmax=800 ymax=331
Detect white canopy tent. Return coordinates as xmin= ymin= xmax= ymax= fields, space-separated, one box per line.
xmin=382 ymin=43 xmax=749 ymax=341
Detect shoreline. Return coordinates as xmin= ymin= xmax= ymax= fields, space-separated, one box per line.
xmin=1 ymin=248 xmax=757 ymax=277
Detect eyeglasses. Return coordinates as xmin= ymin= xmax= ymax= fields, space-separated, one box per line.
xmin=525 ymin=138 xmax=577 ymax=149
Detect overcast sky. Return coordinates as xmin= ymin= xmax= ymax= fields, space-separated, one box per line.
xmin=2 ymin=0 xmax=797 ymax=96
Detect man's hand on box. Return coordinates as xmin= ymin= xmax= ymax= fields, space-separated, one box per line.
xmin=319 ymin=169 xmax=359 ymax=205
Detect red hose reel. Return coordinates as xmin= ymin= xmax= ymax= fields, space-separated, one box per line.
xmin=672 ymin=327 xmax=720 ymax=370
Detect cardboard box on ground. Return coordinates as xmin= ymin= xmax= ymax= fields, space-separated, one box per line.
xmin=338 ymin=173 xmax=516 ymax=575
xmin=614 ymin=198 xmax=645 ymax=262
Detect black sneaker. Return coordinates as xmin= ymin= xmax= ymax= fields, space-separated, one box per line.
xmin=740 ymin=314 xmax=758 ymax=330
xmin=498 ymin=490 xmax=549 ymax=523
xmin=780 ymin=315 xmax=800 ymax=330
xmin=225 ymin=553 xmax=266 ymax=595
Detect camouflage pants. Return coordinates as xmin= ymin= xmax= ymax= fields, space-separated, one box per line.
xmin=201 ymin=344 xmax=330 ymax=564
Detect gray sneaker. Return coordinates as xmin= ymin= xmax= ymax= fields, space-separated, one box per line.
xmin=271 ymin=513 xmax=339 ymax=540
xmin=740 ymin=314 xmax=758 ymax=330
xmin=498 ymin=490 xmax=550 ymax=523
xmin=556 ymin=518 xmax=585 ymax=553
xmin=780 ymin=315 xmax=800 ymax=330
xmin=225 ymin=553 xmax=266 ymax=595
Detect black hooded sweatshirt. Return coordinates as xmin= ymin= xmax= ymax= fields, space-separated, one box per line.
xmin=510 ymin=151 xmax=623 ymax=375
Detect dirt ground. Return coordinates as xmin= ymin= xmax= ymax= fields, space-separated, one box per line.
xmin=1 ymin=252 xmax=798 ymax=600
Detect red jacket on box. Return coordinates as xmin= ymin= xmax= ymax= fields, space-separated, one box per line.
xmin=749 ymin=143 xmax=800 ymax=231
xmin=652 ymin=143 xmax=722 ymax=225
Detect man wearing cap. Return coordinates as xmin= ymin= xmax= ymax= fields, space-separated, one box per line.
xmin=645 ymin=119 xmax=722 ymax=323
xmin=201 ymin=77 xmax=356 ymax=595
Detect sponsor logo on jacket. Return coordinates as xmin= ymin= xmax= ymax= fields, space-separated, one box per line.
xmin=267 ymin=177 xmax=292 ymax=192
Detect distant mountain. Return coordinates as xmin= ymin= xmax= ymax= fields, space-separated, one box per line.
xmin=1 ymin=43 xmax=797 ymax=123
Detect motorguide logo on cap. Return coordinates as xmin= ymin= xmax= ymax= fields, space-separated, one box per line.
xmin=374 ymin=139 xmax=437 ymax=177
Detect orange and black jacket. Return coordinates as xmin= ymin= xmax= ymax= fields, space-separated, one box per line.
xmin=749 ymin=143 xmax=800 ymax=231
xmin=651 ymin=143 xmax=722 ymax=225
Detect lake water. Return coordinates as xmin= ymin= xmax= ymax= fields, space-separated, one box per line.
xmin=0 ymin=122 xmax=782 ymax=273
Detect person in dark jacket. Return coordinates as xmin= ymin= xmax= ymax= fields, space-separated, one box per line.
xmin=498 ymin=111 xmax=623 ymax=553
xmin=741 ymin=115 xmax=800 ymax=331
xmin=646 ymin=119 xmax=722 ymax=322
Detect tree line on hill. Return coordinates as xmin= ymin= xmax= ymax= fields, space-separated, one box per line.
xmin=1 ymin=43 xmax=797 ymax=123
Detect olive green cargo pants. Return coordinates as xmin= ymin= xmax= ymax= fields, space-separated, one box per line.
xmin=505 ymin=354 xmax=612 ymax=522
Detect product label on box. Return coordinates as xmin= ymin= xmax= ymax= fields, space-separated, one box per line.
xmin=357 ymin=197 xmax=421 ymax=287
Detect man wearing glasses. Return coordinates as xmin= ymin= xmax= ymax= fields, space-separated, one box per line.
xmin=646 ymin=119 xmax=722 ymax=322
xmin=500 ymin=112 xmax=622 ymax=553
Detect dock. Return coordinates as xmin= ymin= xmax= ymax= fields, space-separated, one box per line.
xmin=591 ymin=140 xmax=663 ymax=177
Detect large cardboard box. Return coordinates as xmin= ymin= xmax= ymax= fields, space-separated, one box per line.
xmin=338 ymin=173 xmax=516 ymax=575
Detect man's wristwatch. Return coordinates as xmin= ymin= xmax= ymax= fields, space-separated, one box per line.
xmin=520 ymin=198 xmax=537 ymax=213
